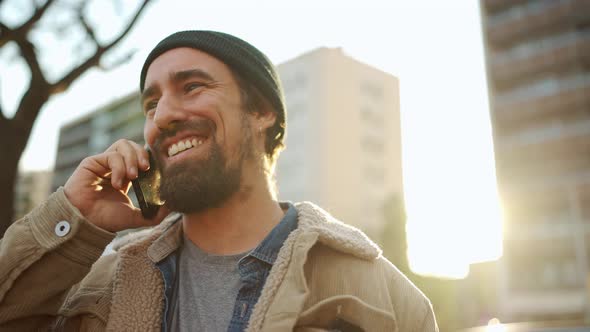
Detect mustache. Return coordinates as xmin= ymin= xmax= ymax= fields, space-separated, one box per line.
xmin=153 ymin=119 xmax=216 ymax=150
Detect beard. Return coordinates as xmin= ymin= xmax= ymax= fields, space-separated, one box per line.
xmin=154 ymin=117 xmax=254 ymax=214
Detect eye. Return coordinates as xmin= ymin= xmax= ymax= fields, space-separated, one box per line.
xmin=184 ymin=82 xmax=205 ymax=93
xmin=144 ymin=100 xmax=158 ymax=116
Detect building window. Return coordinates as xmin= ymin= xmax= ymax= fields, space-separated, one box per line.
xmin=360 ymin=81 xmax=383 ymax=100
xmin=364 ymin=165 xmax=385 ymax=184
xmin=283 ymin=71 xmax=307 ymax=93
xmin=361 ymin=136 xmax=384 ymax=154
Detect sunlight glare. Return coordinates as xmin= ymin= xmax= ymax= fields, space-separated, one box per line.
xmin=401 ymin=1 xmax=503 ymax=279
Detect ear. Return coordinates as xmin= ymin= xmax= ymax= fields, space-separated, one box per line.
xmin=250 ymin=97 xmax=277 ymax=132
xmin=255 ymin=109 xmax=277 ymax=132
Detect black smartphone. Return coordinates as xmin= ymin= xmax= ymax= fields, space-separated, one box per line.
xmin=131 ymin=148 xmax=164 ymax=218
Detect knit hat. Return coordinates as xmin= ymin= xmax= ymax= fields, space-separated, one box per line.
xmin=140 ymin=30 xmax=286 ymax=153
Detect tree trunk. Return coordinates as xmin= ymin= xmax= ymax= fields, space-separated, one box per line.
xmin=0 ymin=0 xmax=152 ymax=237
xmin=0 ymin=81 xmax=49 ymax=237
xmin=0 ymin=149 xmax=19 ymax=237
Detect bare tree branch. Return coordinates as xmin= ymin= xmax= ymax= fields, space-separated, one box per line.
xmin=0 ymin=0 xmax=152 ymax=232
xmin=104 ymin=0 xmax=152 ymax=49
xmin=99 ymin=49 xmax=136 ymax=71
xmin=14 ymin=36 xmax=46 ymax=84
xmin=0 ymin=0 xmax=56 ymax=48
xmin=12 ymin=37 xmax=49 ymax=129
xmin=49 ymin=0 xmax=151 ymax=94
xmin=78 ymin=2 xmax=98 ymax=45
xmin=0 ymin=21 xmax=9 ymax=44
xmin=79 ymin=15 xmax=98 ymax=45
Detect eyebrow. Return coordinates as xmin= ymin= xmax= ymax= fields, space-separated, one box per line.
xmin=171 ymin=68 xmax=215 ymax=83
xmin=141 ymin=86 xmax=157 ymax=105
xmin=141 ymin=69 xmax=215 ymax=105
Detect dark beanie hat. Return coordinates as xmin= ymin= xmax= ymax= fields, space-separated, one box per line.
xmin=140 ymin=30 xmax=286 ymax=150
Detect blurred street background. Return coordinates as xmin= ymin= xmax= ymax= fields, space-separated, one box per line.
xmin=2 ymin=0 xmax=590 ymax=331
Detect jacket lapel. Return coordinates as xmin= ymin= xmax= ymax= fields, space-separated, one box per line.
xmin=105 ymin=229 xmax=165 ymax=332
xmin=105 ymin=214 xmax=181 ymax=332
xmin=247 ymin=202 xmax=381 ymax=331
xmin=103 ymin=202 xmax=380 ymax=332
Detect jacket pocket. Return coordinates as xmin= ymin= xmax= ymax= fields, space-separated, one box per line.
xmin=294 ymin=295 xmax=397 ymax=332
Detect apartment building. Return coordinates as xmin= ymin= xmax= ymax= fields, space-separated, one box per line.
xmin=480 ymin=0 xmax=590 ymax=321
xmin=276 ymin=47 xmax=402 ymax=238
xmin=52 ymin=93 xmax=143 ymax=190
xmin=14 ymin=170 xmax=53 ymax=220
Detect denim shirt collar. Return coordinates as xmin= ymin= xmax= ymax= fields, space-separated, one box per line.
xmin=245 ymin=202 xmax=298 ymax=266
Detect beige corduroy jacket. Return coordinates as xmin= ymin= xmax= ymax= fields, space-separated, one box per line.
xmin=0 ymin=188 xmax=437 ymax=332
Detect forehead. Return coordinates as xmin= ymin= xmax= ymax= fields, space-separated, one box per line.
xmin=143 ymin=47 xmax=232 ymax=86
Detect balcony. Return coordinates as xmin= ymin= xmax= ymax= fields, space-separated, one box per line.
xmin=497 ymin=154 xmax=590 ymax=188
xmin=54 ymin=144 xmax=90 ymax=170
xmin=58 ymin=123 xmax=91 ymax=148
xmin=498 ymin=115 xmax=590 ymax=148
xmin=482 ymin=0 xmax=528 ymax=14
xmin=486 ymin=0 xmax=590 ymax=47
xmin=494 ymin=119 xmax=590 ymax=191
xmin=498 ymin=129 xmax=590 ymax=162
xmin=490 ymin=34 xmax=590 ymax=87
xmin=493 ymin=83 xmax=590 ymax=125
xmin=108 ymin=104 xmax=143 ymax=132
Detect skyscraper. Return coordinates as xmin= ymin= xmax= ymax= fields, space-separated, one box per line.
xmin=480 ymin=0 xmax=590 ymax=321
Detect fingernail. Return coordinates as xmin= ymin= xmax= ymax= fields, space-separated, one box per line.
xmin=129 ymin=166 xmax=137 ymax=178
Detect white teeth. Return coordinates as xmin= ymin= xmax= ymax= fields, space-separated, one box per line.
xmin=167 ymin=137 xmax=204 ymax=157
xmin=178 ymin=141 xmax=187 ymax=151
xmin=168 ymin=144 xmax=178 ymax=157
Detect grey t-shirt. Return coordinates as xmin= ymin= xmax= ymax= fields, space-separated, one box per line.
xmin=170 ymin=234 xmax=246 ymax=332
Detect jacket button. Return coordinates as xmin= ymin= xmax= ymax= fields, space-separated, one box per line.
xmin=55 ymin=221 xmax=71 ymax=237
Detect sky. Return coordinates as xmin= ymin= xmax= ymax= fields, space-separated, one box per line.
xmin=1 ymin=0 xmax=502 ymax=278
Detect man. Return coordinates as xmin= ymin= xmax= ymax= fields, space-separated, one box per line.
xmin=0 ymin=31 xmax=437 ymax=331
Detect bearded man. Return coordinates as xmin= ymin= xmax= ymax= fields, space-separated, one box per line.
xmin=0 ymin=31 xmax=438 ymax=332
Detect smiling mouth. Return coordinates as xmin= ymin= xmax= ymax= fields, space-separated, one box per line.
xmin=167 ymin=136 xmax=207 ymax=157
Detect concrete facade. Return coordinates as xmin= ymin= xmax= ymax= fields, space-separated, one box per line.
xmin=276 ymin=47 xmax=402 ymax=237
xmin=480 ymin=0 xmax=590 ymax=321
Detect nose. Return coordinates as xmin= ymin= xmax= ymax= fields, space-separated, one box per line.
xmin=153 ymin=95 xmax=187 ymax=130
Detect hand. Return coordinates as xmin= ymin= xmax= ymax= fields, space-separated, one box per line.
xmin=64 ymin=139 xmax=170 ymax=233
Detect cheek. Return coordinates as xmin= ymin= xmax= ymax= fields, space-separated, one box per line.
xmin=143 ymin=121 xmax=157 ymax=146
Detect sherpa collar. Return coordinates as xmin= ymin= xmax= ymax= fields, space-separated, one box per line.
xmin=106 ymin=202 xmax=382 ymax=332
xmin=111 ymin=202 xmax=381 ymax=261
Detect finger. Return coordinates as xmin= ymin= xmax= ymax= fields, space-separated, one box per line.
xmin=77 ymin=155 xmax=111 ymax=179
xmin=110 ymin=140 xmax=140 ymax=180
xmin=123 ymin=141 xmax=149 ymax=173
xmin=105 ymin=152 xmax=126 ymax=190
xmin=132 ymin=142 xmax=151 ymax=171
